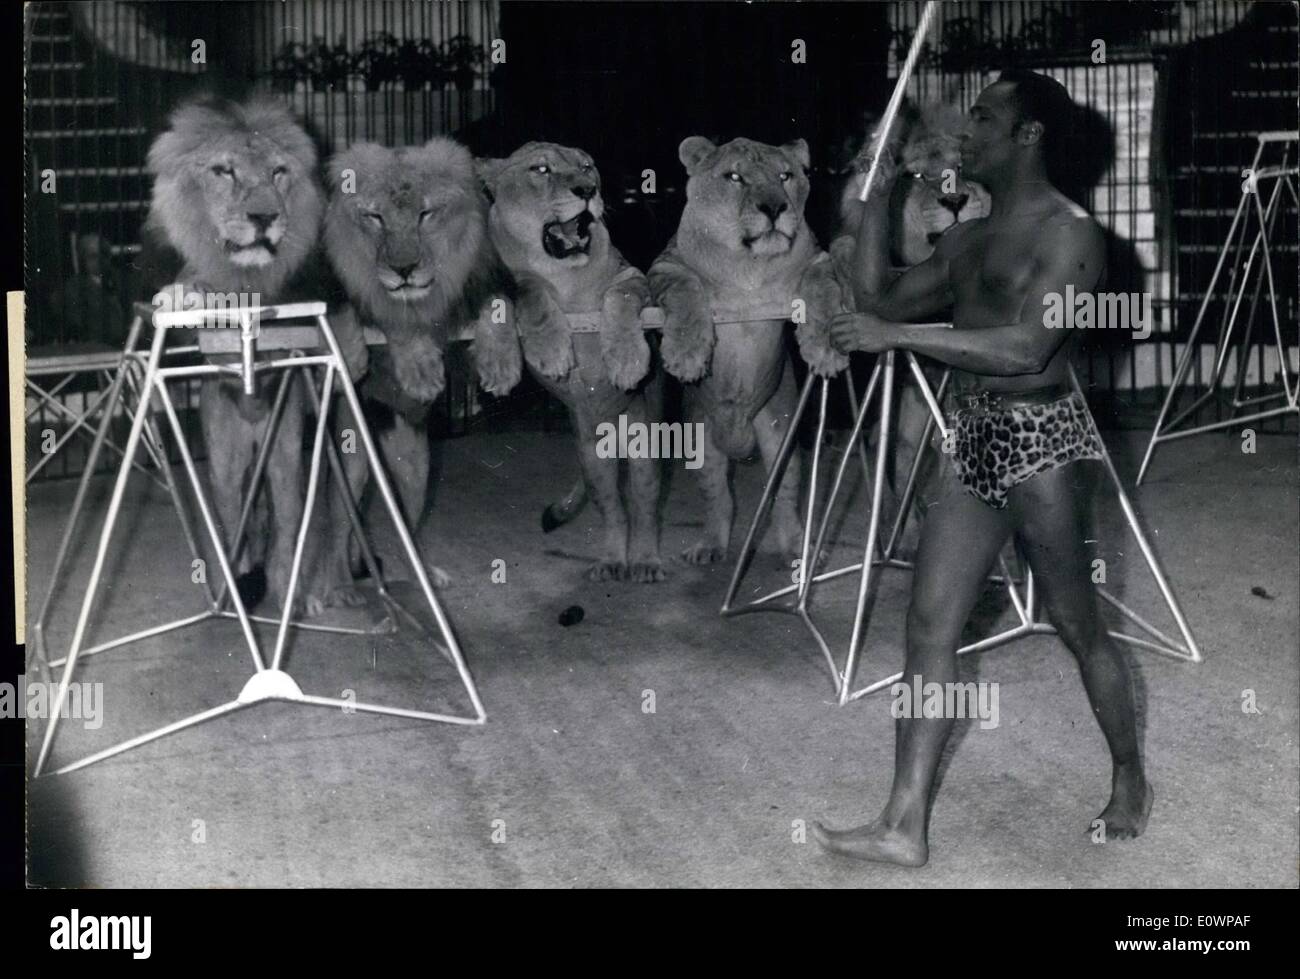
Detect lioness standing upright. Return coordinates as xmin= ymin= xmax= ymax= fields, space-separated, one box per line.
xmin=477 ymin=142 xmax=664 ymax=583
xmin=650 ymin=136 xmax=845 ymax=564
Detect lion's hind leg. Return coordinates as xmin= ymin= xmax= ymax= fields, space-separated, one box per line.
xmin=572 ymin=410 xmax=629 ymax=581
xmin=624 ymin=383 xmax=665 ymax=583
xmin=259 ymin=373 xmax=311 ymax=617
xmin=752 ymin=362 xmax=803 ymax=560
xmin=680 ymin=390 xmax=733 ymax=565
xmin=375 ymin=414 xmax=450 ymax=589
xmin=199 ymin=379 xmax=266 ymax=609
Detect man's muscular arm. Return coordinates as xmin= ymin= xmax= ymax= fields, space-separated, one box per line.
xmin=834 ymin=215 xmax=1105 ymax=377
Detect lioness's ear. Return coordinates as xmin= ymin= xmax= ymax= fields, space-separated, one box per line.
xmin=783 ymin=138 xmax=811 ymax=172
xmin=476 ymin=157 xmax=507 ymax=195
xmin=678 ymin=136 xmax=717 ymax=174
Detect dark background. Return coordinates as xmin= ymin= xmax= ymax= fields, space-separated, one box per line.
xmin=475 ymin=1 xmax=891 ymax=268
xmin=20 ymin=0 xmax=1300 ymax=464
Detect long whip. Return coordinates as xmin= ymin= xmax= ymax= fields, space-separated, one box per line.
xmin=858 ymin=0 xmax=940 ymax=202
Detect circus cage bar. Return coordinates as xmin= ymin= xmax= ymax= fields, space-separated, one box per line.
xmin=23 ymin=1 xmax=1299 ymax=484
xmin=886 ymin=0 xmax=1297 ymax=433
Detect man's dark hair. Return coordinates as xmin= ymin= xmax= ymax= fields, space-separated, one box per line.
xmin=997 ymin=68 xmax=1075 ymax=152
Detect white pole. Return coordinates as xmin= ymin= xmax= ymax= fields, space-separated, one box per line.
xmin=858 ymin=0 xmax=940 ymax=203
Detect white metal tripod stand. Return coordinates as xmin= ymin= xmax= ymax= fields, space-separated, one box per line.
xmin=32 ymin=302 xmax=486 ymax=776
xmin=1137 ymin=130 xmax=1299 ymax=484
xmin=722 ymin=346 xmax=1203 ymax=706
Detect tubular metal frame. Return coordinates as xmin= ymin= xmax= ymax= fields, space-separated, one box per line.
xmin=32 ymin=303 xmax=486 ymax=777
xmin=722 ymin=348 xmax=1203 ymax=707
xmin=1137 ymin=131 xmax=1299 ymax=485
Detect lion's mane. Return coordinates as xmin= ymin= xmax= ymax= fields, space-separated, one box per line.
xmin=144 ymin=95 xmax=323 ymax=296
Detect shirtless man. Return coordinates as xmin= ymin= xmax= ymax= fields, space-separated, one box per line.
xmin=813 ymin=70 xmax=1153 ymax=867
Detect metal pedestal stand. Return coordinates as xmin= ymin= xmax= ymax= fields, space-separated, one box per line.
xmin=722 ymin=347 xmax=1202 ymax=706
xmin=1138 ymin=130 xmax=1299 ymax=484
xmin=32 ymin=302 xmax=485 ymax=777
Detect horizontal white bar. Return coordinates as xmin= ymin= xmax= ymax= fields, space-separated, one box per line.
xmin=153 ymin=302 xmax=327 ymax=328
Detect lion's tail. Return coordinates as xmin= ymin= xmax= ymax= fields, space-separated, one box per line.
xmin=541 ymin=476 xmax=588 ymax=533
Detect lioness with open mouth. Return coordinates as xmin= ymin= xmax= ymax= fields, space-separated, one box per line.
xmin=478 ymin=142 xmax=664 ymax=583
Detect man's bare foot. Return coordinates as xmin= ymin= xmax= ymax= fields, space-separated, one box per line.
xmin=1092 ymin=778 xmax=1154 ymax=841
xmin=811 ymin=819 xmax=928 ymax=867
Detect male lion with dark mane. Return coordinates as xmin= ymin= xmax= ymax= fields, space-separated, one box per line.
xmin=651 ymin=136 xmax=846 ymax=564
xmin=324 ymin=136 xmax=518 ymax=585
xmin=141 ymin=95 xmax=367 ymax=617
xmin=477 ymin=141 xmax=663 ymax=583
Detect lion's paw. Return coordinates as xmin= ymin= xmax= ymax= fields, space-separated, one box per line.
xmin=601 ymin=289 xmax=652 ymax=389
xmin=627 ymin=560 xmax=667 ymax=584
xmin=475 ymin=344 xmax=522 ymax=396
xmin=797 ymin=328 xmax=850 ymax=378
xmin=327 ymin=585 xmax=371 ymax=608
xmin=796 ymin=259 xmax=851 ymax=378
xmin=471 ymin=317 xmax=523 ymax=396
xmin=522 ymin=329 xmax=575 ymax=379
xmin=602 ymin=326 xmax=651 ymax=390
xmin=680 ymin=541 xmax=727 ymax=565
xmin=586 ymin=560 xmax=627 ymax=582
xmin=661 ymin=312 xmax=714 ymax=383
xmin=152 ymin=280 xmax=214 ymax=320
xmin=392 ymin=341 xmax=446 ymax=403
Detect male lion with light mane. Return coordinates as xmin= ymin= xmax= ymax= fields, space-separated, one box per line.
xmin=142 ymin=96 xmax=367 ymax=617
xmin=830 ymin=102 xmax=991 ymax=540
xmin=650 ymin=136 xmax=846 ymax=564
xmin=476 ymin=142 xmax=664 ymax=582
xmin=324 ymin=136 xmax=519 ymax=585
xmin=832 ymin=101 xmax=990 ymax=270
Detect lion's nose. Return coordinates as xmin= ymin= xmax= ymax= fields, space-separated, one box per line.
xmin=757 ymin=200 xmax=787 ymax=222
xmin=247 ymin=211 xmax=279 ymax=233
xmin=389 ymin=263 xmax=418 ymax=280
xmin=938 ymin=194 xmax=969 ymax=218
xmin=571 ymin=183 xmax=597 ymax=201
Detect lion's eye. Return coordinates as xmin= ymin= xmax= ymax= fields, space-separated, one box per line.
xmin=778 ymin=171 xmax=793 ymax=183
xmin=530 ymin=164 xmax=550 ymax=175
xmin=272 ymin=165 xmax=289 ymax=179
xmin=418 ymin=209 xmax=434 ymax=224
xmin=362 ymin=211 xmax=384 ymax=226
xmin=211 ymin=165 xmax=234 ymax=179
xmin=580 ymin=163 xmax=593 ymax=172
xmin=725 ymin=171 xmax=743 ymax=184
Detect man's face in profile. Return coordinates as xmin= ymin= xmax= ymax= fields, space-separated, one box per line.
xmin=959 ymin=80 xmax=1024 ymax=185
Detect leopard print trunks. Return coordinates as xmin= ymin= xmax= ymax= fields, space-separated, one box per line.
xmin=947 ymin=385 xmax=1103 ymax=510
